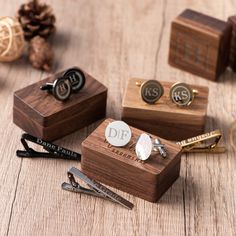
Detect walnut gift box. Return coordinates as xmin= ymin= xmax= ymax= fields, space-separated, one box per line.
xmin=13 ymin=68 xmax=107 ymax=141
xmin=169 ymin=9 xmax=232 ymax=81
xmin=81 ymin=118 xmax=182 ymax=202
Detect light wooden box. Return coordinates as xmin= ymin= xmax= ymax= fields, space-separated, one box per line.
xmin=122 ymin=78 xmax=209 ymax=141
xmin=81 ymin=118 xmax=182 ymax=202
xmin=13 ymin=69 xmax=107 ymax=141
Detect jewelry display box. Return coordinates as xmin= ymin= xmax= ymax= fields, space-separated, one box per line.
xmin=228 ymin=15 xmax=236 ymax=71
xmin=169 ymin=9 xmax=232 ymax=81
xmin=13 ymin=69 xmax=107 ymax=141
xmin=81 ymin=118 xmax=182 ymax=202
xmin=122 ymin=78 xmax=209 ymax=141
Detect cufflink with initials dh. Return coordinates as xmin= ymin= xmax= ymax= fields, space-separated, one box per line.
xmin=40 ymin=67 xmax=86 ymax=101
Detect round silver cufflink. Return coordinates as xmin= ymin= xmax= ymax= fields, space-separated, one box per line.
xmin=40 ymin=67 xmax=86 ymax=101
xmin=135 ymin=133 xmax=167 ymax=160
xmin=169 ymin=82 xmax=198 ymax=106
xmin=105 ymin=121 xmax=132 ymax=147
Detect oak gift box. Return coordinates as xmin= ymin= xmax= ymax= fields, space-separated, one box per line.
xmin=122 ymin=78 xmax=209 ymax=141
xmin=13 ymin=68 xmax=107 ymax=141
xmin=81 ymin=118 xmax=182 ymax=202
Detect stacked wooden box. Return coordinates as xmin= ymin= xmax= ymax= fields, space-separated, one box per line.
xmin=13 ymin=69 xmax=107 ymax=141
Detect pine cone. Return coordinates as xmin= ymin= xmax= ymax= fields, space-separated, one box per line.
xmin=28 ymin=36 xmax=54 ymax=71
xmin=17 ymin=0 xmax=56 ymax=41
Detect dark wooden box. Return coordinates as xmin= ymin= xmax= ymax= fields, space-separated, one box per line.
xmin=228 ymin=15 xmax=236 ymax=71
xmin=81 ymin=118 xmax=182 ymax=202
xmin=13 ymin=69 xmax=107 ymax=141
xmin=169 ymin=9 xmax=232 ymax=81
xmin=122 ymin=78 xmax=209 ymax=141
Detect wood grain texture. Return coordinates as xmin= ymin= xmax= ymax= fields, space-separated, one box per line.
xmin=0 ymin=0 xmax=235 ymax=236
xmin=228 ymin=15 xmax=236 ymax=71
xmin=81 ymin=118 xmax=182 ymax=202
xmin=13 ymin=68 xmax=107 ymax=140
xmin=169 ymin=9 xmax=232 ymax=81
xmin=122 ymin=78 xmax=209 ymax=140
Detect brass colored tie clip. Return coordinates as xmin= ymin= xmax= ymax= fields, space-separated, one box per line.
xmin=177 ymin=130 xmax=226 ymax=153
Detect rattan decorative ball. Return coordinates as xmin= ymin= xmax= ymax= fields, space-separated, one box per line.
xmin=0 ymin=16 xmax=25 ymax=62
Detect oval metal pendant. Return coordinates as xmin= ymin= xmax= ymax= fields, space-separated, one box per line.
xmin=135 ymin=133 xmax=152 ymax=160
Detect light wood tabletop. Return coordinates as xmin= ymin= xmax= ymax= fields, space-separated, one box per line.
xmin=0 ymin=0 xmax=236 ymax=235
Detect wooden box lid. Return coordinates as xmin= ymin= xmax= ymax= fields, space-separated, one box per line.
xmin=175 ymin=9 xmax=230 ymax=37
xmin=81 ymin=118 xmax=182 ymax=201
xmin=14 ymin=69 xmax=107 ymax=127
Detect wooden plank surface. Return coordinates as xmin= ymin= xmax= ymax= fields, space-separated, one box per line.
xmin=0 ymin=0 xmax=235 ymax=235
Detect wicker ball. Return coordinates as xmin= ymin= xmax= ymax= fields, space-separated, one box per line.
xmin=0 ymin=16 xmax=25 ymax=62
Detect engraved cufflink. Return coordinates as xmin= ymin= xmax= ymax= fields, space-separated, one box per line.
xmin=40 ymin=67 xmax=86 ymax=101
xmin=169 ymin=82 xmax=198 ymax=106
xmin=105 ymin=121 xmax=132 ymax=147
xmin=41 ymin=77 xmax=72 ymax=101
xmin=63 ymin=67 xmax=86 ymax=92
xmin=136 ymin=80 xmax=164 ymax=104
xmin=135 ymin=133 xmax=167 ymax=160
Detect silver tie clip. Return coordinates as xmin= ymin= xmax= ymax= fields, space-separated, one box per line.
xmin=62 ymin=167 xmax=134 ymax=210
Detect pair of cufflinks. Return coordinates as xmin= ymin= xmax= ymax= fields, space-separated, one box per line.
xmin=105 ymin=121 xmax=167 ymax=161
xmin=40 ymin=67 xmax=86 ymax=101
xmin=136 ymin=80 xmax=198 ymax=106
